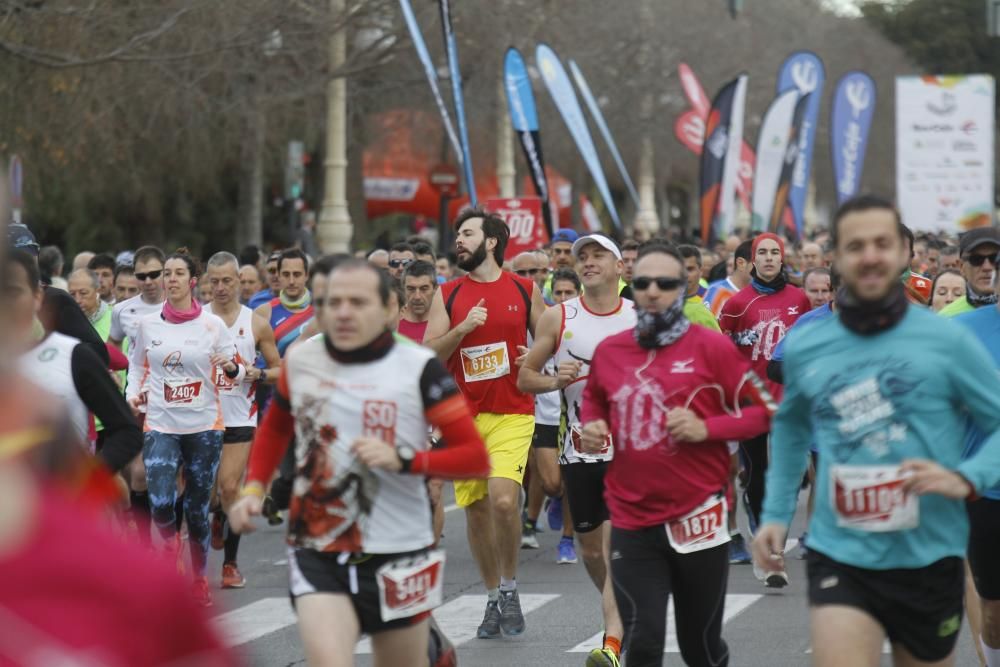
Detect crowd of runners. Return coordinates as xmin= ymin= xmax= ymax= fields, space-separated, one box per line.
xmin=3 ymin=193 xmax=1000 ymax=667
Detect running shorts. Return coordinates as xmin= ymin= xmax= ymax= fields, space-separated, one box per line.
xmin=967 ymin=497 xmax=1000 ymax=600
xmin=223 ymin=426 xmax=255 ymax=444
xmin=532 ymin=423 xmax=559 ymax=450
xmin=561 ymin=461 xmax=609 ymax=533
xmin=453 ymin=413 xmax=534 ymax=507
xmin=807 ymin=550 xmax=964 ymax=662
xmin=288 ymin=547 xmax=432 ymax=634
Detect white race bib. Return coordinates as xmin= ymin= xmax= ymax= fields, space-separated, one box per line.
xmin=460 ymin=342 xmax=510 ymax=382
xmin=213 ymin=365 xmax=237 ymax=393
xmin=830 ymin=464 xmax=918 ymax=532
xmin=665 ymin=494 xmax=730 ymax=554
xmin=376 ymin=549 xmax=446 ymax=622
xmin=162 ymin=377 xmax=206 ymax=408
xmin=570 ymin=423 xmax=612 ymax=457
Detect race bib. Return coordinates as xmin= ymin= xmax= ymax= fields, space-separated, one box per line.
xmin=162 ymin=377 xmax=205 ymax=408
xmin=213 ymin=365 xmax=237 ymax=393
xmin=665 ymin=494 xmax=730 ymax=554
xmin=376 ymin=549 xmax=445 ymax=622
xmin=831 ymin=465 xmax=919 ymax=532
xmin=570 ymin=423 xmax=612 ymax=457
xmin=460 ymin=342 xmax=510 ymax=382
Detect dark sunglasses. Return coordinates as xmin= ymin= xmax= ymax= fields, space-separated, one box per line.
xmin=632 ymin=276 xmax=684 ymax=291
xmin=134 ymin=269 xmax=163 ymax=282
xmin=515 ymin=268 xmax=546 ymax=277
xmin=389 ymin=259 xmax=414 ymax=269
xmin=965 ymin=253 xmax=999 ymax=267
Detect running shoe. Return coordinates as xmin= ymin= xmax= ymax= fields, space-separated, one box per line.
xmin=728 ymin=533 xmax=752 ymax=564
xmin=262 ymin=495 xmax=283 ymax=526
xmin=221 ymin=563 xmax=246 ymax=589
xmin=498 ymin=589 xmax=525 ymax=636
xmin=546 ymin=496 xmax=563 ymax=531
xmin=586 ymin=647 xmax=621 ymax=667
xmin=765 ymin=569 xmax=790 ymax=589
xmin=557 ymin=537 xmax=578 ymax=564
xmin=521 ymin=521 xmax=540 ymax=550
xmin=192 ymin=576 xmax=213 ymax=607
xmin=210 ymin=511 xmax=224 ymax=551
xmin=476 ymin=599 xmax=501 ymax=639
xmin=427 ymin=615 xmax=457 ymax=667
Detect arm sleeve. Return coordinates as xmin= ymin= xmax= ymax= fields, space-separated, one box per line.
xmin=109 ymin=303 xmax=125 ymax=342
xmin=71 ymin=344 xmax=142 ymax=473
xmin=42 ymin=288 xmax=110 ymax=366
xmin=106 ymin=343 xmax=129 ymax=371
xmin=125 ymin=321 xmax=146 ymax=401
xmin=414 ymin=357 xmax=489 ymax=479
xmin=580 ymin=342 xmax=611 ymax=425
xmin=703 ymin=339 xmax=774 ymax=441
xmin=245 ymin=363 xmax=295 ymax=486
xmin=949 ymin=329 xmax=1000 ymax=492
xmin=760 ymin=340 xmax=813 ymax=527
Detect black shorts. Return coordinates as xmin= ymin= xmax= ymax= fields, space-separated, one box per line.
xmin=807 ymin=550 xmax=964 ymax=662
xmin=561 ymin=461 xmax=608 ymax=533
xmin=288 ymin=547 xmax=432 ymax=634
xmin=968 ymin=497 xmax=1000 ymax=600
xmin=223 ymin=426 xmax=255 ymax=444
xmin=532 ymin=423 xmax=559 ymax=449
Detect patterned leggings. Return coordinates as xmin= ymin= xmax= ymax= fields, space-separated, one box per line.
xmin=143 ymin=430 xmax=223 ymax=577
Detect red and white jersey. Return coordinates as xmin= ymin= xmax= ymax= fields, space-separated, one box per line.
xmin=282 ymin=336 xmax=442 ymax=554
xmin=214 ymin=306 xmax=258 ymax=428
xmin=554 ymin=296 xmax=636 ymax=463
xmin=126 ymin=310 xmax=236 ymax=434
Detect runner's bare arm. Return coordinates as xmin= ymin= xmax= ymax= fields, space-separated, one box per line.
xmin=295 ymin=318 xmax=320 ymax=346
xmin=517 ymin=306 xmax=563 ymax=394
xmin=423 ymin=290 xmax=483 ymax=361
xmin=528 ymin=283 xmax=546 ymax=337
xmin=252 ymin=313 xmax=282 ymax=384
xmin=253 ymin=301 xmax=272 ymax=323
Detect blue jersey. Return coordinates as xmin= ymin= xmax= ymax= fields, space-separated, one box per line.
xmin=954 ymin=306 xmax=1000 ymax=500
xmin=247 ymin=288 xmax=275 ymax=310
xmin=771 ymin=303 xmax=834 ymax=363
xmin=762 ymin=305 xmax=1000 ymax=569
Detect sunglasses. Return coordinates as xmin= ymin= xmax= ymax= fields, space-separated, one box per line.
xmin=965 ymin=253 xmax=999 ymax=267
xmin=389 ymin=259 xmax=414 ymax=269
xmin=515 ymin=268 xmax=546 ymax=277
xmin=632 ymin=276 xmax=684 ymax=291
xmin=134 ymin=269 xmax=163 ymax=282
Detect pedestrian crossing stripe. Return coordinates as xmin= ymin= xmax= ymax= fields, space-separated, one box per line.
xmin=567 ymin=594 xmax=762 ymax=654
xmin=806 ymin=640 xmax=891 ymax=654
xmin=215 ymin=598 xmax=297 ymax=647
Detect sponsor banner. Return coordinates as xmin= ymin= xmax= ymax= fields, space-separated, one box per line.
xmin=364 ymin=177 xmax=421 ymax=202
xmin=437 ymin=0 xmax=477 ymax=205
xmin=569 ymin=60 xmax=640 ymax=207
xmin=752 ymin=89 xmax=800 ymax=232
xmin=771 ymin=93 xmax=812 ymax=235
xmin=896 ymin=75 xmax=995 ymax=232
xmin=718 ymin=74 xmax=748 ymax=239
xmin=504 ymin=47 xmax=554 ymax=237
xmin=776 ymin=51 xmax=826 ymax=238
xmin=483 ymin=197 xmax=548 ymax=260
xmin=699 ymin=76 xmax=740 ymax=245
xmin=536 ymin=43 xmax=621 ymax=230
xmin=831 ymin=71 xmax=876 ymax=205
xmin=398 ymin=0 xmax=462 ymax=165
xmin=675 ymin=63 xmax=755 ymax=212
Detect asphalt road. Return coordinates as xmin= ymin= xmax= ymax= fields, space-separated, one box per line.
xmin=210 ymin=488 xmax=981 ymax=667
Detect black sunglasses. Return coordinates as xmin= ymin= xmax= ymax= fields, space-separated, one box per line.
xmin=135 ymin=269 xmax=163 ymax=282
xmin=965 ymin=253 xmax=999 ymax=267
xmin=389 ymin=259 xmax=414 ymax=269
xmin=632 ymin=276 xmax=684 ymax=291
xmin=515 ymin=268 xmax=546 ymax=277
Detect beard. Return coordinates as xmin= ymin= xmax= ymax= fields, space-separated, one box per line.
xmin=457 ymin=242 xmax=488 ymax=272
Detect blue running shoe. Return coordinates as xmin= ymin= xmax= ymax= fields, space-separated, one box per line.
xmin=546 ymin=496 xmax=563 ymax=532
xmin=728 ymin=533 xmax=752 ymax=564
xmin=557 ymin=537 xmax=578 ymax=564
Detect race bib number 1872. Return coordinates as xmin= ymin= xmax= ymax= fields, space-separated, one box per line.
xmin=665 ymin=494 xmax=730 ymax=554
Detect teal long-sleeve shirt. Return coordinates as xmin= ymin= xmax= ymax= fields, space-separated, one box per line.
xmin=761 ymin=305 xmax=1000 ymax=570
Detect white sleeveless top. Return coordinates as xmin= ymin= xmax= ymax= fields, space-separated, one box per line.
xmin=19 ymin=333 xmax=90 ymax=445
xmin=554 ymin=296 xmax=637 ymax=464
xmin=214 ymin=306 xmax=258 ymax=429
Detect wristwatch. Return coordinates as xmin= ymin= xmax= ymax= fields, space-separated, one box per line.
xmin=397 ymin=446 xmax=416 ymax=473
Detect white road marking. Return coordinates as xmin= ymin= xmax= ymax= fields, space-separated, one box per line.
xmin=807 ymin=640 xmax=891 ymax=654
xmin=215 ymin=598 xmax=297 ymax=647
xmin=444 ymin=503 xmax=460 ymax=513
xmin=568 ymin=594 xmax=762 ymax=653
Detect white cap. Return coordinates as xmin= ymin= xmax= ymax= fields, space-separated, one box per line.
xmin=571 ymin=234 xmax=622 ymax=261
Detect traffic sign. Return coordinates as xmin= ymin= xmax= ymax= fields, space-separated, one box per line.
xmin=428 ymin=163 xmax=460 ymax=197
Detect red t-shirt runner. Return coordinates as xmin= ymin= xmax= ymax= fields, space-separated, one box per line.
xmin=397 ymin=318 xmax=429 ymax=344
xmin=440 ymin=271 xmax=535 ymax=416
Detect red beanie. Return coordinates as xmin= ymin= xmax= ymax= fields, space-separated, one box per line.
xmin=752 ymin=233 xmax=785 ymax=260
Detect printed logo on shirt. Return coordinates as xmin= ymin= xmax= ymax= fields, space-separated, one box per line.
xmin=508 ymin=305 xmax=519 ymax=312
xmin=670 ymin=358 xmax=695 ymax=374
xmin=151 ymin=339 xmax=163 ymax=347
xmin=787 ymin=306 xmax=800 ymax=316
xmin=162 ymin=351 xmax=185 ymax=375
xmin=38 ymin=348 xmax=57 ymax=362
xmin=362 ymin=400 xmax=398 ymax=445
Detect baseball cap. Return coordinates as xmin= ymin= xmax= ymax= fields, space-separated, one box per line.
xmin=116 ymin=250 xmax=135 ymax=267
xmin=550 ymin=228 xmax=579 ymax=245
xmin=959 ymin=227 xmax=1000 ymax=256
xmin=7 ymin=222 xmax=39 ymax=256
xmin=572 ymin=233 xmax=622 ymax=260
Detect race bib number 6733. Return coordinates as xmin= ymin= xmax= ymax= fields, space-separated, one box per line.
xmin=460 ymin=342 xmax=510 ymax=382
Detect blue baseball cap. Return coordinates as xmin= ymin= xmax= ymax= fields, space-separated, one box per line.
xmin=8 ymin=223 xmax=39 ymax=255
xmin=550 ymin=228 xmax=579 ymax=246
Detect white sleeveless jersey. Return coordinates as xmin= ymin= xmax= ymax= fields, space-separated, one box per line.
xmin=214 ymin=306 xmax=258 ymax=428
xmin=554 ymin=296 xmax=637 ymax=464
xmin=528 ymin=331 xmax=561 ymax=427
xmin=283 ymin=336 xmax=436 ymax=554
xmin=19 ymin=333 xmax=89 ymax=445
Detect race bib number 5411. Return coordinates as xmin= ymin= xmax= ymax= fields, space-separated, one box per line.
xmin=376 ymin=549 xmax=445 ymax=622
